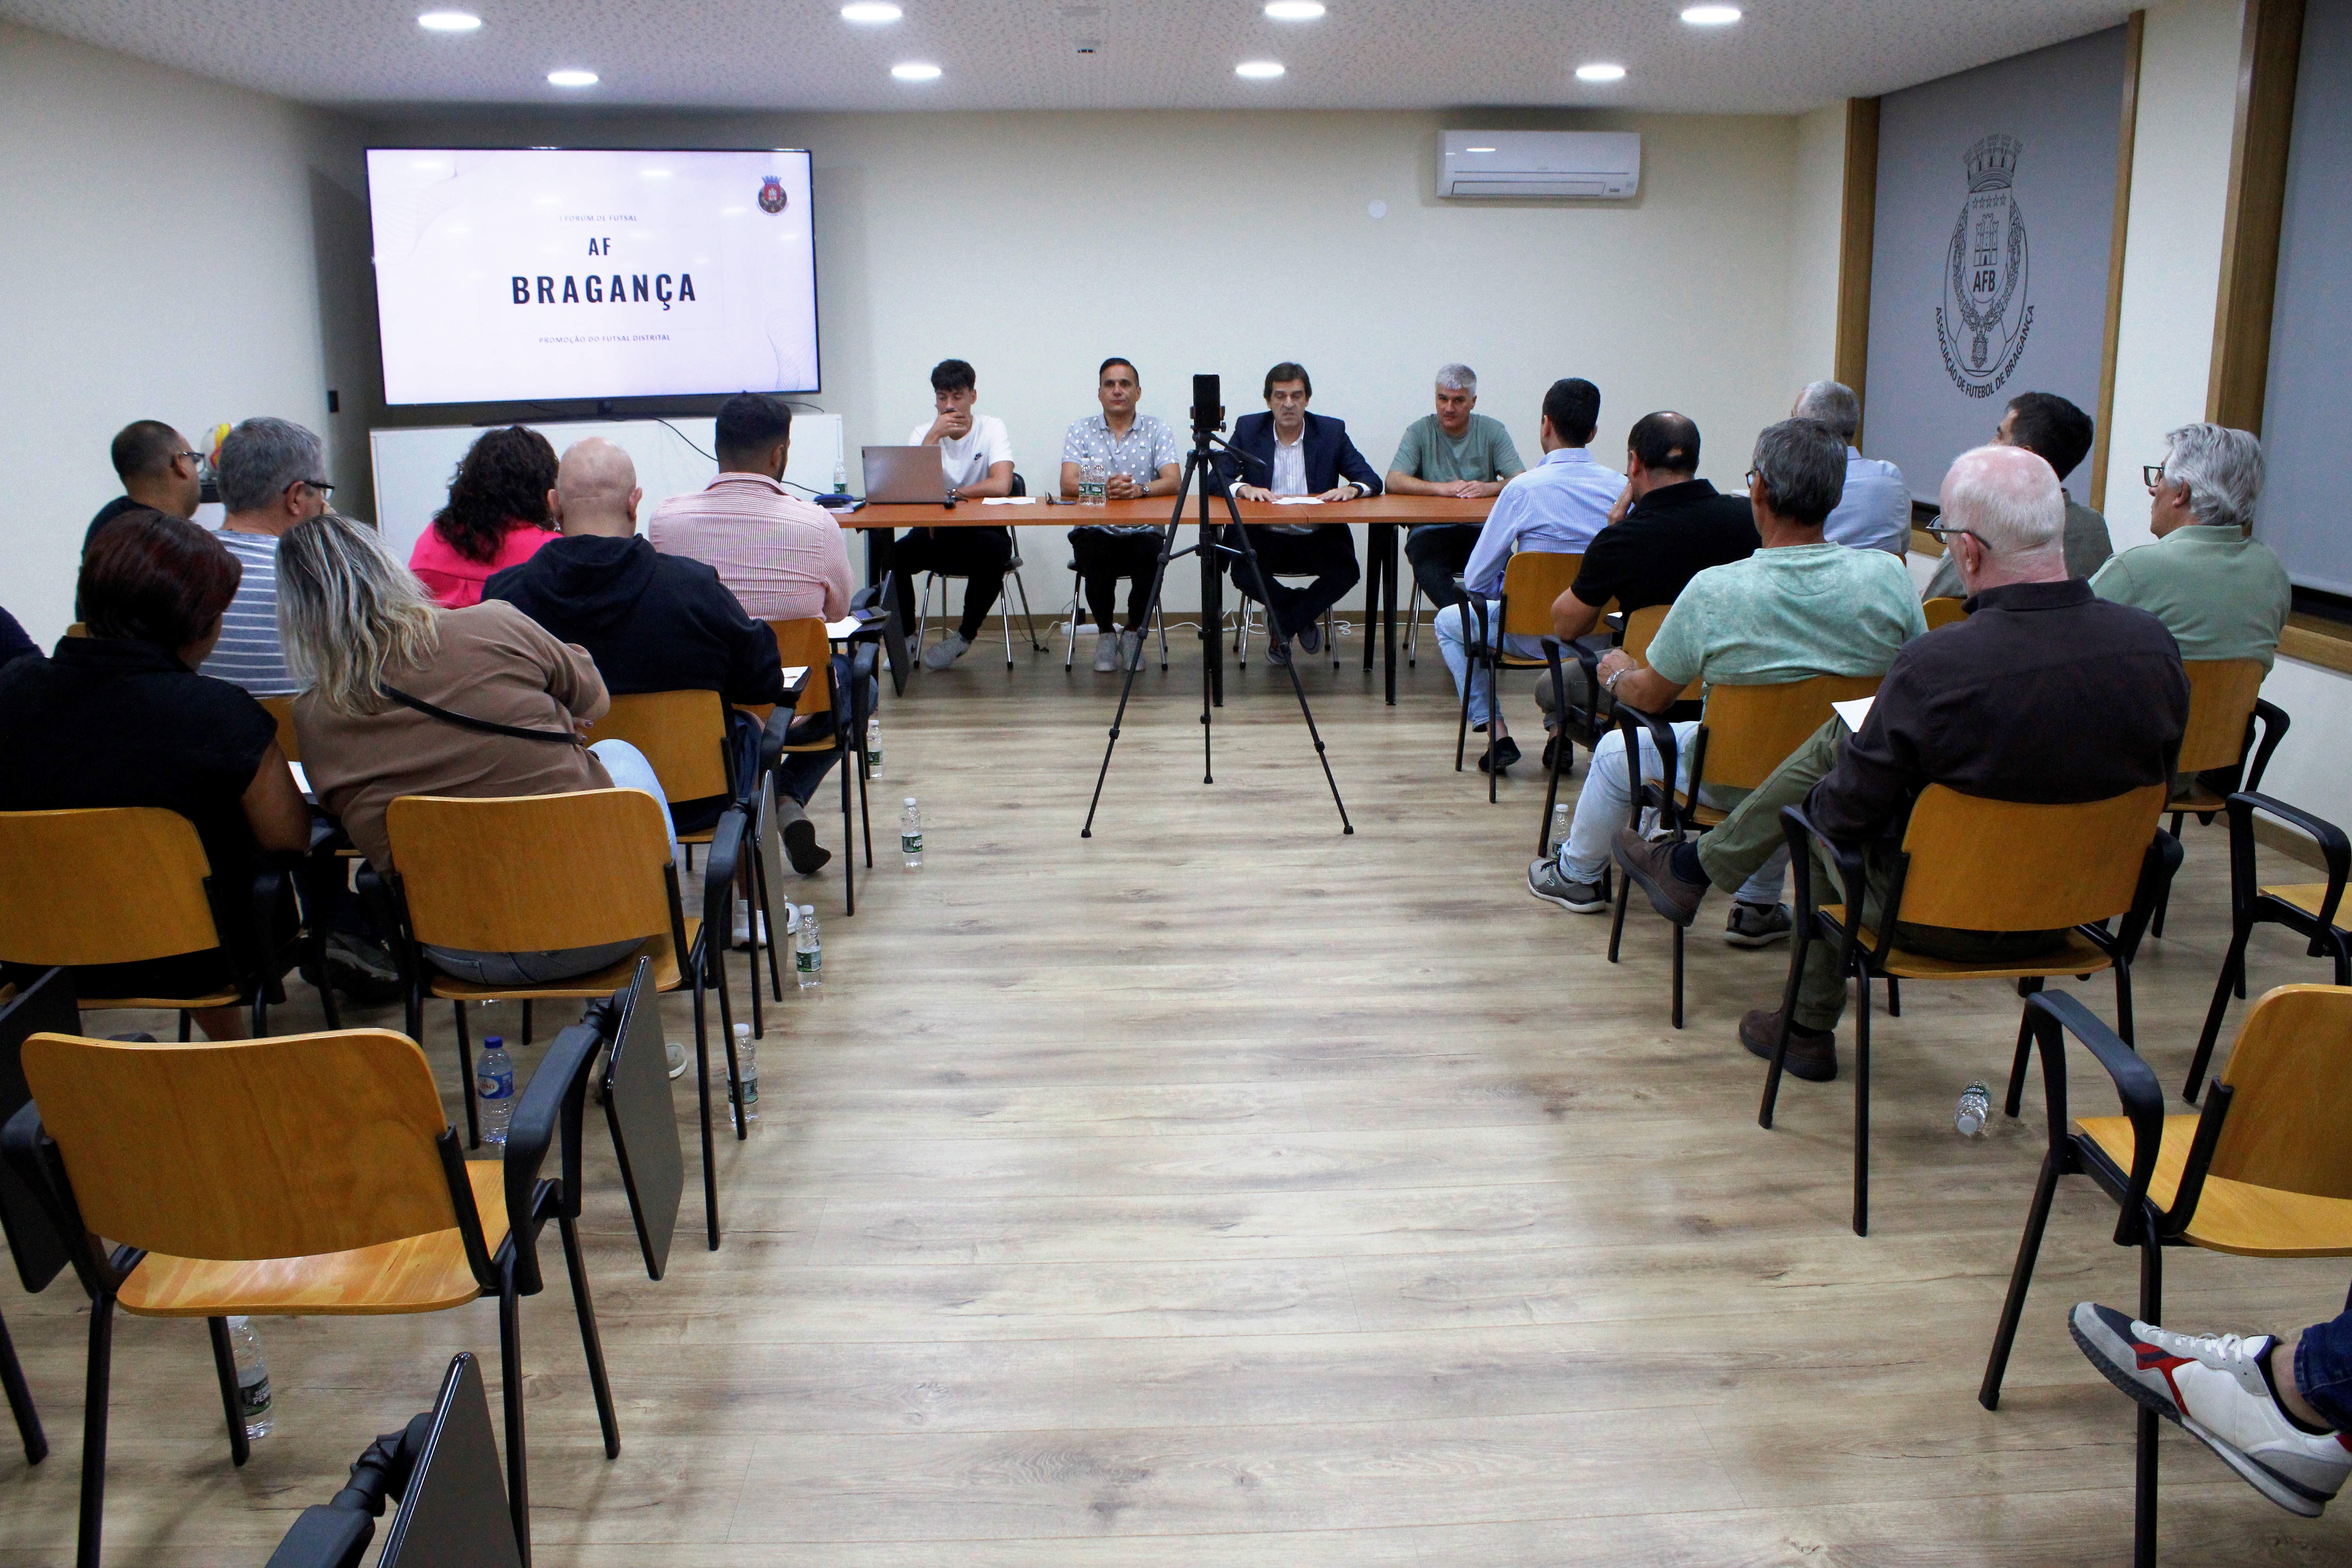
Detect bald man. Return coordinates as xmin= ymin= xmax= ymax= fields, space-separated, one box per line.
xmin=485 ymin=438 xmax=790 ymax=841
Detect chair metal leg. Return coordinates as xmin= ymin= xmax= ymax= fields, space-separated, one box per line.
xmin=1156 ymin=604 xmax=1169 ymax=670
xmin=1606 ymin=866 xmax=1632 ymax=965
xmin=497 ymin=1268 xmax=532 ymax=1567
xmin=1885 ymin=976 xmax=1901 ymax=1017
xmin=1011 ymin=567 xmax=1042 ymax=653
xmin=559 ymin=1215 xmax=621 ymax=1459
xmin=2114 ymin=957 xmax=2136 ymax=1048
xmin=1539 ymin=735 xmax=1569 ymax=855
xmin=2004 ymin=978 xmax=2045 ymax=1119
xmin=520 ymin=1000 xmax=533 ymax=1048
xmin=691 ymin=969 xmax=719 ymax=1250
xmin=1405 ymin=581 xmax=1423 ymax=666
xmin=1758 ymin=915 xmax=1815 ymax=1130
xmin=2187 ymin=924 xmax=2251 ymax=1103
xmin=912 ymin=572 xmax=936 ymax=659
xmin=1670 ymin=922 xmax=1685 ymax=1030
xmin=2152 ymin=811 xmax=2185 ymax=939
xmin=1978 ymin=1149 xmax=2063 ymax=1410
xmin=206 ymin=1316 xmax=250 ymax=1467
xmin=75 ymin=1292 xmax=115 ymax=1568
xmin=841 ymin=736 xmax=857 ymax=917
xmin=1454 ymin=658 xmax=1474 ymax=771
xmin=1485 ymin=650 xmax=1500 ymax=805
xmin=2135 ymin=1233 xmax=2164 ymax=1568
xmin=0 ymin=1308 xmax=47 ymax=1465
xmin=455 ymin=1000 xmax=480 ymax=1149
xmin=715 ymin=947 xmax=744 ymax=1143
xmin=1063 ymin=571 xmax=1082 ymax=669
xmin=1852 ymin=962 xmax=1871 ymax=1236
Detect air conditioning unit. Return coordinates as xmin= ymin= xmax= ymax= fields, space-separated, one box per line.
xmin=1439 ymin=131 xmax=1641 ymax=200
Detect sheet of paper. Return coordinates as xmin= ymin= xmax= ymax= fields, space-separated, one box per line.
xmin=980 ymin=495 xmax=1039 ymax=505
xmin=1270 ymin=495 xmax=1323 ymax=506
xmin=824 ymin=618 xmax=862 ymax=639
xmin=780 ymin=666 xmax=809 ymax=686
xmin=1831 ymin=697 xmax=1875 ymax=731
xmin=287 ymin=760 xmax=313 ymax=799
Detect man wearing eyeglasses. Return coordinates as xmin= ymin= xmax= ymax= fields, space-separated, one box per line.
xmin=85 ymin=420 xmax=205 ymax=552
xmin=201 ymin=417 xmax=331 ymax=696
xmin=2093 ymin=424 xmax=2290 ymax=675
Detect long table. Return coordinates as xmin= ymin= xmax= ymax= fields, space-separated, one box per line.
xmin=844 ymin=495 xmax=1491 ymax=705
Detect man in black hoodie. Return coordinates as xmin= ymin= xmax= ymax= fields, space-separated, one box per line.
xmin=485 ymin=438 xmax=804 ymax=853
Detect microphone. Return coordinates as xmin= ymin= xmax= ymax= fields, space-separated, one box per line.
xmin=1191 ymin=374 xmax=1224 ymax=438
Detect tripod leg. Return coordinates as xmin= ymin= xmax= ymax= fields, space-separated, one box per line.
xmin=1220 ymin=492 xmax=1353 ymax=836
xmin=1083 ymin=499 xmax=1192 ymax=837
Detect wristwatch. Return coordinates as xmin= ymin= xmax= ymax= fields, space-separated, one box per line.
xmin=1603 ymin=663 xmax=1631 ymax=694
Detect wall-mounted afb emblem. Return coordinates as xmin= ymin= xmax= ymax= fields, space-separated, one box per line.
xmin=758 ymin=176 xmax=787 ymax=215
xmin=1937 ymin=134 xmax=2032 ymax=398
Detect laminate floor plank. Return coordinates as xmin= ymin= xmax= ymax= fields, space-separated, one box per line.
xmin=3 ymin=648 xmax=2344 ymax=1564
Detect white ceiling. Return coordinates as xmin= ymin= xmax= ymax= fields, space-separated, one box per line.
xmin=0 ymin=0 xmax=2141 ymax=116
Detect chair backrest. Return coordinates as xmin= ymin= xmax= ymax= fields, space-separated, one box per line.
xmin=259 ymin=694 xmax=301 ymax=761
xmin=2210 ymin=984 xmax=2352 ymax=1200
xmin=0 ymin=807 xmax=223 ymax=967
xmin=1620 ymin=603 xmax=1668 ymax=663
xmin=1922 ymin=597 xmax=1968 ymax=631
xmin=768 ymin=619 xmax=834 ymax=720
xmin=1699 ymin=673 xmax=1883 ymax=791
xmin=1499 ymin=552 xmax=1583 ymax=639
xmin=20 ymin=1028 xmax=459 ymax=1261
xmin=585 ymin=689 xmax=731 ymax=804
xmin=385 ymin=790 xmax=673 ymax=953
xmin=1896 ymin=782 xmax=2168 ymax=931
xmin=2177 ymin=659 xmax=2265 ymax=775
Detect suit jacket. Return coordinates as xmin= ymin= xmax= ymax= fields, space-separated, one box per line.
xmin=1220 ymin=411 xmax=1383 ymax=500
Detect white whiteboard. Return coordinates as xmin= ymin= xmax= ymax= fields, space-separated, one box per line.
xmin=367 ymin=414 xmax=843 ymax=564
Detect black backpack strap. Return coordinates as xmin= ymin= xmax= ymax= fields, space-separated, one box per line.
xmin=378 ymin=684 xmax=582 ymax=746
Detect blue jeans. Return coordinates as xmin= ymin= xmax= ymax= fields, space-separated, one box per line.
xmin=1555 ymin=720 xmax=1789 ymax=906
xmin=2297 ymin=1309 xmax=2352 ymax=1431
xmin=1436 ymin=600 xmax=1545 ymax=729
xmin=420 ymin=738 xmax=679 ymax=987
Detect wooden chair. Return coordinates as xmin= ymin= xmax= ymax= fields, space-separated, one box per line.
xmin=0 ymin=806 xmax=331 ymax=1038
xmin=2149 ymin=659 xmax=2288 ymax=938
xmin=1454 ymin=551 xmax=1584 ymax=802
xmin=1978 ymin=986 xmax=2352 ymax=1567
xmin=1606 ymin=672 xmax=1883 ymax=1028
xmin=2186 ymin=791 xmax=2350 ymax=1105
xmin=1537 ymin=601 xmax=1656 ymax=855
xmin=1921 ymin=596 xmax=1969 ymax=630
xmin=913 ymin=477 xmax=1042 ymax=669
xmin=769 ymin=616 xmax=872 ymax=919
xmin=1 ymin=1012 xmax=624 ymax=1568
xmin=257 ymin=694 xmax=301 ymax=762
xmin=363 ymin=788 xmax=743 ymax=1251
xmin=1764 ymin=782 xmax=2176 ymax=1235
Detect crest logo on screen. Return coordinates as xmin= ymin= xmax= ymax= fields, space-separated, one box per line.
xmin=759 ymin=176 xmax=787 ymax=215
xmin=1936 ymin=135 xmax=2032 ymax=399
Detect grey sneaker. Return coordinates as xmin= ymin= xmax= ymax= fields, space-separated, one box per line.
xmin=921 ymin=629 xmax=970 ymax=672
xmin=1092 ymin=631 xmax=1119 ymax=671
xmin=1528 ymin=858 xmax=1610 ymax=913
xmin=1263 ymin=632 xmax=1291 ymax=667
xmin=1724 ymin=901 xmax=1793 ymax=947
xmin=1298 ymin=619 xmax=1323 ymax=655
xmin=1119 ymin=628 xmax=1143 ymax=669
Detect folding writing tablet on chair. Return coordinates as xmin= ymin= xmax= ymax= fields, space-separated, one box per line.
xmin=600 ymin=957 xmax=685 ymax=1281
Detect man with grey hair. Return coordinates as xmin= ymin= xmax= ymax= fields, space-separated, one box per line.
xmin=1793 ymin=380 xmax=1911 ymax=556
xmin=1613 ymin=443 xmax=2189 ymax=1083
xmin=1390 ymin=363 xmax=1526 ymax=610
xmin=201 ymin=416 xmax=330 ymax=695
xmin=1528 ymin=418 xmax=1925 ymax=934
xmin=2094 ymin=423 xmax=2290 ymax=673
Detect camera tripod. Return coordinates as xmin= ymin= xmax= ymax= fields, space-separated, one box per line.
xmin=1080 ymin=395 xmax=1352 ymax=838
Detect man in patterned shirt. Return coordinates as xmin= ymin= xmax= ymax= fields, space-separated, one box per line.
xmin=1059 ymin=358 xmax=1181 ymax=671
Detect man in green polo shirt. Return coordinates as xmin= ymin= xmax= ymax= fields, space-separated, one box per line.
xmin=2094 ymin=422 xmax=2290 ymax=671
xmin=1389 ymin=363 xmax=1526 ymax=612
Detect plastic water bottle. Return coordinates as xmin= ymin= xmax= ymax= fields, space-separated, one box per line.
xmin=227 ymin=1316 xmax=274 ymax=1439
xmin=866 ymin=715 xmax=883 ymax=779
xmin=1550 ymin=803 xmax=1571 ymax=856
xmin=731 ymin=1021 xmax=759 ymax=1126
xmin=901 ymin=798 xmax=924 ymax=869
xmin=1080 ymin=457 xmax=1107 ymax=506
xmin=1955 ymin=1080 xmax=1992 ymax=1138
xmin=476 ymin=1036 xmax=515 ymax=1145
xmin=832 ymin=454 xmax=848 ymax=495
xmin=795 ymin=904 xmax=822 ymax=989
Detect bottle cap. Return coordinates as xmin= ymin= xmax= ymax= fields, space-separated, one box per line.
xmin=485 ymin=1036 xmax=503 ymax=1047
xmin=905 ymin=797 xmax=917 ymax=806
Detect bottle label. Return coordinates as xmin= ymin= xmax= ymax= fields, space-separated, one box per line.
xmin=797 ymin=946 xmax=821 ymax=973
xmin=239 ymin=1368 xmax=272 ymax=1420
xmin=902 ymin=832 xmax=923 ymax=855
xmin=739 ymin=1074 xmax=759 ymax=1106
xmin=475 ymin=1067 xmax=513 ymax=1100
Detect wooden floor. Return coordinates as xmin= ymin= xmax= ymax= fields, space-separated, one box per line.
xmin=5 ymin=621 xmax=2350 ymax=1566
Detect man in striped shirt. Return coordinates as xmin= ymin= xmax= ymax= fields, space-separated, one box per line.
xmin=200 ymin=417 xmax=329 ymax=696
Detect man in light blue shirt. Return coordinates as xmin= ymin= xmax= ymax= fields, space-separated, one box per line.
xmin=1795 ymin=380 xmax=1910 ymax=555
xmin=1435 ymin=377 xmax=1620 ymax=771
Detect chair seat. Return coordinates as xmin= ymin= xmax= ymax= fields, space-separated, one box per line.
xmin=79 ymin=988 xmax=243 ymax=1012
xmin=1818 ymin=906 xmax=2112 ymax=980
xmin=2167 ymin=786 xmax=2229 ymax=815
xmin=426 ymin=920 xmax=693 ymax=1002
xmin=2264 ymin=884 xmax=2343 ymax=925
xmin=2077 ymin=1115 xmax=2352 ymax=1258
xmin=118 ymin=1161 xmax=512 ymax=1316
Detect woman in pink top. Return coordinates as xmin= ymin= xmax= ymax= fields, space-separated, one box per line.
xmin=407 ymin=425 xmax=561 ymax=607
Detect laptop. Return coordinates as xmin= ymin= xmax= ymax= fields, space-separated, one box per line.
xmin=861 ymin=445 xmax=952 ymax=505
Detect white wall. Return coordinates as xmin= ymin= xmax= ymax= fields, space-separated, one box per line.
xmin=0 ymin=20 xmax=377 ymax=649
xmin=1784 ymin=104 xmax=1849 ymax=393
xmin=370 ymin=105 xmax=1812 ymax=614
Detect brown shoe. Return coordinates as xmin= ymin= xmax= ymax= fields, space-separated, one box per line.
xmin=1739 ymin=1008 xmax=1837 ymax=1082
xmin=1614 ymin=828 xmax=1706 ymax=927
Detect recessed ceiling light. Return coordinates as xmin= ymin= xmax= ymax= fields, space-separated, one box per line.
xmin=1575 ymin=62 xmax=1626 ymax=82
xmin=1681 ymin=4 xmax=1742 ymax=23
xmin=890 ymin=61 xmax=942 ymax=81
xmin=1264 ymin=2 xmax=1326 ymax=18
xmin=417 ymin=10 xmax=482 ymax=31
xmin=841 ymin=2 xmax=902 ymax=21
xmin=1236 ymin=60 xmax=1286 ymax=79
xmin=546 ymin=68 xmax=599 ymax=87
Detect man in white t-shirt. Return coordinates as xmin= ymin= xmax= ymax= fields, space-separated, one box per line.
xmin=894 ymin=358 xmax=1018 ymax=671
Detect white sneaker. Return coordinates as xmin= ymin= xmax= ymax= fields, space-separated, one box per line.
xmin=1092 ymin=631 xmax=1119 ymax=671
xmin=2071 ymin=1301 xmax=2352 ymax=1516
xmin=1120 ymin=628 xmax=1143 ymax=669
xmin=921 ymin=630 xmax=970 ymax=672
xmin=732 ymin=905 xmax=768 ymax=950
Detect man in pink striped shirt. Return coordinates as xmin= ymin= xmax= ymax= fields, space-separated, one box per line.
xmin=650 ymin=393 xmax=862 ymax=878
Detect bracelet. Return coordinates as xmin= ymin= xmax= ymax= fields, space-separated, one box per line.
xmin=1603 ymin=664 xmax=1630 ymax=694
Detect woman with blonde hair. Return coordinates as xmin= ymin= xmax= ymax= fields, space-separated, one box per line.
xmin=281 ymin=510 xmax=676 ymax=984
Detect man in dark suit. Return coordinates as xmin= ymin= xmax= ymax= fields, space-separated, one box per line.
xmin=1219 ymin=361 xmax=1383 ymax=665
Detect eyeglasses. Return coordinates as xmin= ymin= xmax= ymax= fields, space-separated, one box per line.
xmin=288 ymin=477 xmax=336 ymax=498
xmin=2143 ymin=463 xmax=2171 ymax=492
xmin=1922 ymin=520 xmax=1993 ymax=552
xmin=174 ymin=450 xmax=206 ymax=467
